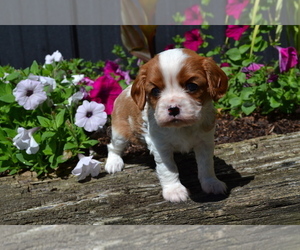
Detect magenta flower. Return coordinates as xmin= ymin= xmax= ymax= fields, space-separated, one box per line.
xmin=183 ymin=5 xmax=203 ymax=25
xmin=88 ymin=75 xmax=122 ymax=115
xmin=226 ymin=25 xmax=250 ymax=41
xmin=164 ymin=44 xmax=175 ymax=50
xmin=242 ymin=63 xmax=264 ymax=73
xmin=275 ymin=46 xmax=299 ymax=73
xmin=226 ymin=0 xmax=250 ymax=20
xmin=183 ymin=29 xmax=203 ymax=51
xmin=220 ymin=62 xmax=231 ymax=68
xmin=104 ymin=60 xmax=131 ymax=85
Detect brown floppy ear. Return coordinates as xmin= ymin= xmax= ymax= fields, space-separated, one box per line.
xmin=203 ymin=58 xmax=228 ymax=101
xmin=131 ymin=65 xmax=147 ymax=110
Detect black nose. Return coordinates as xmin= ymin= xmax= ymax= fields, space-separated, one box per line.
xmin=168 ymin=107 xmax=180 ymax=117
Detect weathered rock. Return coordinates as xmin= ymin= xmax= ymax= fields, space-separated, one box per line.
xmin=0 ymin=132 xmax=299 ymax=225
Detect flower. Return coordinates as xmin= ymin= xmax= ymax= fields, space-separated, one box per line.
xmin=72 ymin=74 xmax=85 ymax=85
xmin=13 ymin=127 xmax=40 ymax=154
xmin=0 ymin=72 xmax=9 ymax=84
xmin=226 ymin=0 xmax=250 ymax=20
xmin=71 ymin=154 xmax=102 ymax=181
xmin=13 ymin=79 xmax=47 ymax=110
xmin=275 ymin=46 xmax=299 ymax=73
xmin=164 ymin=44 xmax=175 ymax=50
xmin=242 ymin=63 xmax=264 ymax=73
xmin=28 ymin=74 xmax=56 ymax=91
xmin=183 ymin=29 xmax=203 ymax=51
xmin=225 ymin=25 xmax=250 ymax=41
xmin=220 ymin=62 xmax=231 ymax=68
xmin=87 ymin=75 xmax=122 ymax=115
xmin=104 ymin=60 xmax=131 ymax=85
xmin=75 ymin=100 xmax=107 ymax=132
xmin=45 ymin=50 xmax=63 ymax=64
xmin=68 ymin=91 xmax=85 ymax=105
xmin=183 ymin=5 xmax=203 ymax=25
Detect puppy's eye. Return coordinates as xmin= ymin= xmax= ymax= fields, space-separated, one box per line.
xmin=151 ymin=87 xmax=161 ymax=97
xmin=185 ymin=82 xmax=199 ymax=92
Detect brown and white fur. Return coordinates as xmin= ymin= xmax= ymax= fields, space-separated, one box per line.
xmin=105 ymin=48 xmax=228 ymax=202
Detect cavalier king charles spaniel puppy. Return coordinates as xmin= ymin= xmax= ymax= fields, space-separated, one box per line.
xmin=105 ymin=48 xmax=228 ymax=202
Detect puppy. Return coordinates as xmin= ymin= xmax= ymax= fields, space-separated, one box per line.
xmin=105 ymin=48 xmax=228 ymax=202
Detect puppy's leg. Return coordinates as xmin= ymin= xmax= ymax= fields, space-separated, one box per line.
xmin=153 ymin=149 xmax=189 ymax=202
xmin=194 ymin=133 xmax=227 ymax=195
xmin=105 ymin=128 xmax=127 ymax=174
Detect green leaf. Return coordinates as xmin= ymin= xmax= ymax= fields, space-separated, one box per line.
xmin=16 ymin=153 xmax=34 ymax=166
xmin=64 ymin=142 xmax=78 ymax=150
xmin=30 ymin=60 xmax=39 ymax=75
xmin=239 ymin=44 xmax=250 ymax=54
xmin=6 ymin=72 xmax=20 ymax=81
xmin=41 ymin=131 xmax=55 ymax=141
xmin=229 ymin=97 xmax=242 ymax=107
xmin=269 ymin=96 xmax=281 ymax=108
xmin=37 ymin=116 xmax=52 ymax=128
xmin=81 ymin=139 xmax=99 ymax=148
xmin=55 ymin=109 xmax=66 ymax=128
xmin=242 ymin=102 xmax=256 ymax=115
xmin=226 ymin=48 xmax=242 ymax=61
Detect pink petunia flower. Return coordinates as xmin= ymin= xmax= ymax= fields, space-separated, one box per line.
xmin=88 ymin=75 xmax=122 ymax=115
xmin=275 ymin=46 xmax=299 ymax=73
xmin=164 ymin=44 xmax=175 ymax=51
xmin=242 ymin=63 xmax=264 ymax=73
xmin=225 ymin=25 xmax=250 ymax=41
xmin=183 ymin=29 xmax=204 ymax=51
xmin=183 ymin=5 xmax=203 ymax=25
xmin=226 ymin=0 xmax=250 ymax=20
xmin=220 ymin=62 xmax=231 ymax=67
xmin=104 ymin=60 xmax=131 ymax=85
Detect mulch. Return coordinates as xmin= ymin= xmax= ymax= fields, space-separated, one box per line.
xmin=215 ymin=111 xmax=300 ymax=145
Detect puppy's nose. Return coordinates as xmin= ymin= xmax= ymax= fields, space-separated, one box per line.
xmin=168 ymin=106 xmax=180 ymax=117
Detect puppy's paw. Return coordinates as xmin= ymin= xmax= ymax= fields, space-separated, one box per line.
xmin=105 ymin=154 xmax=124 ymax=174
xmin=201 ymin=177 xmax=227 ymax=195
xmin=162 ymin=183 xmax=189 ymax=202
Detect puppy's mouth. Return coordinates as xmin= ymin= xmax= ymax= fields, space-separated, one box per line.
xmin=157 ymin=115 xmax=198 ymax=128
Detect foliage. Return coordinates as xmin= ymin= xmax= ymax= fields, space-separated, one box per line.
xmin=0 ymin=47 xmax=136 ymax=176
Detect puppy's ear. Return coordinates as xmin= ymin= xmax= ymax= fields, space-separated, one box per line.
xmin=131 ymin=65 xmax=147 ymax=110
xmin=203 ymin=58 xmax=228 ymax=101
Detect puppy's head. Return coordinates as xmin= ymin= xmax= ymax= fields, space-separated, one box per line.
xmin=131 ymin=48 xmax=228 ymax=128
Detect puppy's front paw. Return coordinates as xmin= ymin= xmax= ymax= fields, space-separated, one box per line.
xmin=201 ymin=177 xmax=227 ymax=195
xmin=162 ymin=183 xmax=189 ymax=202
xmin=105 ymin=154 xmax=124 ymax=174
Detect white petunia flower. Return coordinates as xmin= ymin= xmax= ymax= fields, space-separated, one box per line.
xmin=68 ymin=91 xmax=84 ymax=106
xmin=28 ymin=74 xmax=57 ymax=91
xmin=45 ymin=50 xmax=63 ymax=64
xmin=13 ymin=79 xmax=47 ymax=110
xmin=13 ymin=127 xmax=40 ymax=154
xmin=72 ymin=74 xmax=85 ymax=85
xmin=71 ymin=154 xmax=102 ymax=181
xmin=75 ymin=100 xmax=107 ymax=132
xmin=1 ymin=73 xmax=9 ymax=84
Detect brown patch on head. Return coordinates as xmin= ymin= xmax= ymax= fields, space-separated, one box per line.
xmin=179 ymin=49 xmax=228 ymax=102
xmin=131 ymin=55 xmax=164 ymax=110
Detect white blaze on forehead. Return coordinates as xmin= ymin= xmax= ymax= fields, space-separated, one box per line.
xmin=158 ymin=49 xmax=189 ymax=88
